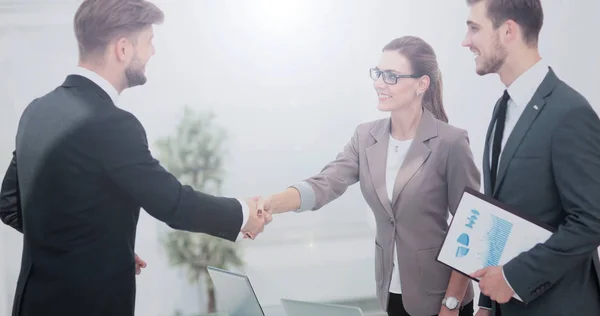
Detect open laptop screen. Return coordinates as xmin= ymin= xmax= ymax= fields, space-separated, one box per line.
xmin=207 ymin=266 xmax=265 ymax=316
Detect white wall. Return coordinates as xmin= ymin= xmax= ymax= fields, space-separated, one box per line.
xmin=0 ymin=1 xmax=598 ymax=315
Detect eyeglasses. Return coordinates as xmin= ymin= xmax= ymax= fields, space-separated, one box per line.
xmin=369 ymin=67 xmax=420 ymax=85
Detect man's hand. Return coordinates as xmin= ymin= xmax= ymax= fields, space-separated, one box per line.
xmin=474 ymin=308 xmax=491 ymax=316
xmin=257 ymin=196 xmax=272 ymax=215
xmin=135 ymin=253 xmax=147 ymax=275
xmin=251 ymin=196 xmax=272 ymax=226
xmin=471 ymin=266 xmax=514 ymax=304
xmin=241 ymin=197 xmax=272 ymax=239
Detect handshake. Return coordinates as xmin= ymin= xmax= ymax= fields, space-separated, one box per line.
xmin=240 ymin=196 xmax=274 ymax=239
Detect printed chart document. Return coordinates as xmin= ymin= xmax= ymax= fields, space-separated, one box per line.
xmin=437 ymin=188 xmax=553 ymax=301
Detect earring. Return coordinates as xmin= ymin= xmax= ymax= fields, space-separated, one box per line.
xmin=416 ymin=91 xmax=422 ymax=96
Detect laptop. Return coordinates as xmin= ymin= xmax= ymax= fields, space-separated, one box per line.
xmin=280 ymin=298 xmax=365 ymax=316
xmin=206 ymin=266 xmax=266 ymax=316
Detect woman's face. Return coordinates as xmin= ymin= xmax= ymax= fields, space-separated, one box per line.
xmin=372 ymin=51 xmax=424 ymax=112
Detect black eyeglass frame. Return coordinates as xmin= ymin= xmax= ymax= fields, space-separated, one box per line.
xmin=369 ymin=67 xmax=421 ymax=85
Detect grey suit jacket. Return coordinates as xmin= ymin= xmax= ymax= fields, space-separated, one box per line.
xmin=292 ymin=110 xmax=480 ymax=315
xmin=478 ymin=68 xmax=600 ymax=316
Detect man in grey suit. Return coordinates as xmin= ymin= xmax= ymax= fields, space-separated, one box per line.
xmin=461 ymin=0 xmax=600 ymax=315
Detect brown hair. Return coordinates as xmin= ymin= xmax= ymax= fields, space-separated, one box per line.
xmin=466 ymin=0 xmax=543 ymax=46
xmin=74 ymin=0 xmax=165 ymax=60
xmin=383 ymin=36 xmax=448 ymax=123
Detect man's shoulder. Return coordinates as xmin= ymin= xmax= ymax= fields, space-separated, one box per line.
xmin=23 ymin=85 xmax=121 ymax=114
xmin=24 ymin=86 xmax=144 ymax=138
xmin=549 ymin=78 xmax=592 ymax=112
xmin=89 ymin=106 xmax=144 ymax=137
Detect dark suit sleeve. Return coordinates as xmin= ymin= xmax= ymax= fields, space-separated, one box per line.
xmin=0 ymin=151 xmax=22 ymax=233
xmin=478 ymin=295 xmax=492 ymax=310
xmin=503 ymin=105 xmax=600 ymax=303
xmin=93 ymin=111 xmax=243 ymax=241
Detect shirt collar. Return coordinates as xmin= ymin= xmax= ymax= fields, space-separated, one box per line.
xmin=506 ymin=59 xmax=549 ymax=108
xmin=71 ymin=66 xmax=119 ymax=104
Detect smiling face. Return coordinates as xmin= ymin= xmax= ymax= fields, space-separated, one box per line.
xmin=373 ymin=50 xmax=428 ymax=112
xmin=462 ymin=1 xmax=508 ymax=76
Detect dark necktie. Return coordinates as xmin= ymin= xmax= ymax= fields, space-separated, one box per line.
xmin=490 ymin=90 xmax=510 ymax=192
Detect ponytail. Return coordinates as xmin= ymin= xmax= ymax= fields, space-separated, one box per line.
xmin=423 ymin=69 xmax=448 ymax=123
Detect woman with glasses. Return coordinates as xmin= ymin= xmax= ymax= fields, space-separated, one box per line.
xmin=255 ymin=36 xmax=479 ymax=316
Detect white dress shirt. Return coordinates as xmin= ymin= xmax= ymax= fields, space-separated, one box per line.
xmin=490 ymin=59 xmax=549 ymax=164
xmin=71 ymin=67 xmax=249 ymax=239
xmin=386 ymin=135 xmax=413 ymax=294
xmin=482 ymin=59 xmax=549 ymax=307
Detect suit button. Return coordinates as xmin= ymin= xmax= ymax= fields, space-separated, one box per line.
xmin=389 ymin=218 xmax=395 ymax=225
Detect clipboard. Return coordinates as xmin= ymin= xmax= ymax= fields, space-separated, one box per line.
xmin=436 ymin=187 xmax=555 ymax=302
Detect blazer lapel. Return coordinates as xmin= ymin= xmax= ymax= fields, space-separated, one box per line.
xmin=483 ymin=97 xmax=503 ymax=195
xmin=391 ymin=110 xmax=436 ymax=206
xmin=365 ymin=119 xmax=394 ymax=218
xmin=493 ymin=68 xmax=559 ymax=196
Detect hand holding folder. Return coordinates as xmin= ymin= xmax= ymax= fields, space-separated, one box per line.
xmin=436 ymin=188 xmax=554 ymax=303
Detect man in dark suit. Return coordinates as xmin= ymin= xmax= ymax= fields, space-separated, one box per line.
xmin=0 ymin=1 xmax=270 ymax=315
xmin=460 ymin=0 xmax=600 ymax=315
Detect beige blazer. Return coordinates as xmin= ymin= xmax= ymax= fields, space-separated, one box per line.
xmin=292 ymin=109 xmax=480 ymax=315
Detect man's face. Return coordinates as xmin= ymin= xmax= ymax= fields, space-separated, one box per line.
xmin=124 ymin=26 xmax=156 ymax=88
xmin=461 ymin=1 xmax=508 ymax=76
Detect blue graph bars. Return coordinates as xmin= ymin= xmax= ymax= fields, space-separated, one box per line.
xmin=483 ymin=216 xmax=513 ymax=267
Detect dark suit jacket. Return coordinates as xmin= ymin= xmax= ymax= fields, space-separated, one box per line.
xmin=478 ymin=68 xmax=600 ymax=316
xmin=0 ymin=75 xmax=243 ymax=316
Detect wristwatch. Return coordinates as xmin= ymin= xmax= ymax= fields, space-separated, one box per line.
xmin=442 ymin=296 xmax=460 ymax=310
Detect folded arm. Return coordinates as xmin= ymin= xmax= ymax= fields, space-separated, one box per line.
xmin=0 ymin=151 xmax=22 ymax=233
xmin=503 ymin=105 xmax=600 ymax=303
xmin=92 ymin=111 xmax=246 ymax=242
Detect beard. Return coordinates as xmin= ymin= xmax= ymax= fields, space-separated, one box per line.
xmin=476 ymin=33 xmax=508 ymax=76
xmin=124 ymin=55 xmax=147 ymax=88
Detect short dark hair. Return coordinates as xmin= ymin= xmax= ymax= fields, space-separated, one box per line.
xmin=74 ymin=0 xmax=164 ymax=60
xmin=467 ymin=0 xmax=543 ymax=46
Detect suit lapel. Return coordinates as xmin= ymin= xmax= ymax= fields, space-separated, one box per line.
xmin=493 ymin=69 xmax=559 ymax=196
xmin=366 ymin=110 xmax=437 ymax=217
xmin=483 ymin=98 xmax=503 ymax=195
xmin=366 ymin=119 xmax=394 ymax=218
xmin=391 ymin=110 xmax=436 ymax=206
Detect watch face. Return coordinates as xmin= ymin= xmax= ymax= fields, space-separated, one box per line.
xmin=445 ymin=297 xmax=459 ymax=309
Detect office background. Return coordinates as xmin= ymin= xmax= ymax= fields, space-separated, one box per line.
xmin=1 ymin=0 xmax=598 ymax=315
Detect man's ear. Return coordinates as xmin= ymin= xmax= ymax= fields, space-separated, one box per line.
xmin=501 ymin=20 xmax=519 ymax=44
xmin=114 ymin=37 xmax=132 ymax=63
